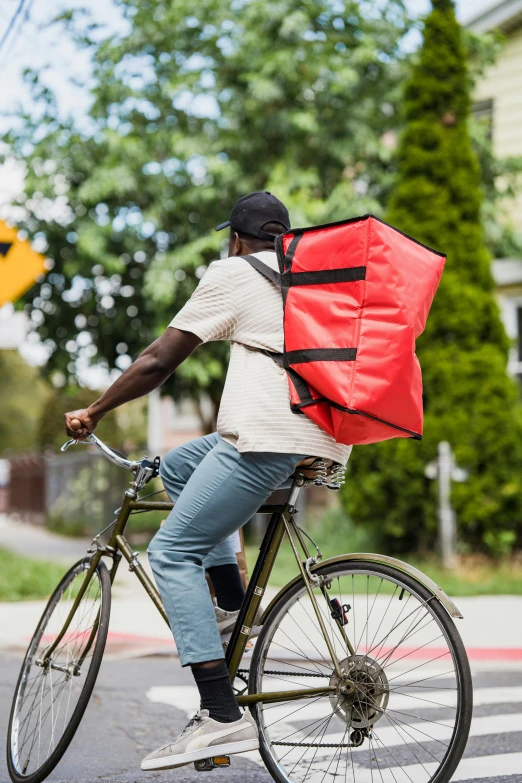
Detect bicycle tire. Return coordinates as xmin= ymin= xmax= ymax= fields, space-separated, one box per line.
xmin=7 ymin=557 xmax=111 ymax=783
xmin=249 ymin=559 xmax=472 ymax=783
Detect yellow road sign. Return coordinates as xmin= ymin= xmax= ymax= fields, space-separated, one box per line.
xmin=0 ymin=221 xmax=46 ymax=307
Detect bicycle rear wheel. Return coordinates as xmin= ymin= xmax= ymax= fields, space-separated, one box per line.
xmin=249 ymin=559 xmax=472 ymax=783
xmin=7 ymin=557 xmax=111 ymax=783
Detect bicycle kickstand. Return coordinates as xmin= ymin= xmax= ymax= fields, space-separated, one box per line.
xmin=194 ymin=755 xmax=231 ymax=772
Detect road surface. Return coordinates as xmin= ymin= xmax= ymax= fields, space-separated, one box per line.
xmin=1 ymin=653 xmax=522 ymax=783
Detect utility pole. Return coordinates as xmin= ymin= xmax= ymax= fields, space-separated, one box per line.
xmin=437 ymin=441 xmax=456 ymax=571
xmin=425 ymin=442 xmax=468 ymax=570
xmin=147 ymin=389 xmax=164 ymax=456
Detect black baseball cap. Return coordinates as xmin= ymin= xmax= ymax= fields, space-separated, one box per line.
xmin=215 ymin=191 xmax=290 ymax=241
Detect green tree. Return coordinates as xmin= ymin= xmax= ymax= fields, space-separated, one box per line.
xmin=3 ymin=0 xmax=411 ymax=431
xmin=0 ymin=351 xmax=48 ymax=454
xmin=342 ymin=0 xmax=522 ymax=557
xmin=37 ymin=387 xmax=121 ymax=451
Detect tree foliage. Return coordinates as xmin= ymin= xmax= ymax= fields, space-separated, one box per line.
xmin=0 ymin=352 xmax=48 ymax=455
xmin=2 ymin=0 xmax=411 ymax=431
xmin=37 ymin=387 xmax=121 ymax=451
xmin=341 ymin=0 xmax=522 ymax=556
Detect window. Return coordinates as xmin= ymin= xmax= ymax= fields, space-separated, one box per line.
xmin=497 ymin=294 xmax=522 ymax=379
xmin=472 ymin=98 xmax=494 ymax=140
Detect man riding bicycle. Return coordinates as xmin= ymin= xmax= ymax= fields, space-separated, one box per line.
xmin=64 ymin=191 xmax=351 ymax=771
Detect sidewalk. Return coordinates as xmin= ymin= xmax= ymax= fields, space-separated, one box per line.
xmin=0 ymin=512 xmax=171 ymax=657
xmin=0 ymin=512 xmax=92 ymax=563
xmin=2 ymin=514 xmax=522 ymax=663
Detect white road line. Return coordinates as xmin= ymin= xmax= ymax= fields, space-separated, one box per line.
xmin=237 ymin=750 xmax=522 ymax=782
xmin=365 ymin=751 xmax=522 ymax=783
xmin=147 ymin=685 xmax=200 ymax=716
xmin=146 ymin=683 xmax=522 ymax=724
xmin=145 ymin=684 xmax=522 ymax=778
xmin=452 ymin=752 xmax=522 ymax=780
xmin=319 ymin=711 xmax=522 ymax=750
xmin=234 ymin=684 xmax=522 ymax=727
xmin=384 ymin=684 xmax=522 ymax=711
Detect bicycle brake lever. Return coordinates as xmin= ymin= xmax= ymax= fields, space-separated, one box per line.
xmin=60 ymin=435 xmax=93 ymax=452
xmin=61 ymin=439 xmax=76 ymax=452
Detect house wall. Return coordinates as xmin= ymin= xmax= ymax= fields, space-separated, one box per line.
xmin=474 ymin=24 xmax=522 ymax=229
xmin=475 ymin=25 xmax=522 ymax=158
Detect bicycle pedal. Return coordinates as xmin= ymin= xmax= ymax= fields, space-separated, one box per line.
xmin=194 ymin=755 xmax=231 ymax=771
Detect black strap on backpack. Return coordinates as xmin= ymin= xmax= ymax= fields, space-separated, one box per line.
xmin=241 ymin=254 xmax=281 ymax=287
xmin=240 ymin=254 xmax=317 ymax=413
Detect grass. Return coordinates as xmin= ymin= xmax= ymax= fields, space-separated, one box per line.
xmin=245 ymin=505 xmax=522 ymax=596
xmin=407 ymin=555 xmax=522 ymax=596
xmin=47 ymin=508 xmax=167 ymax=545
xmin=37 ymin=500 xmax=522 ymax=598
xmin=0 ymin=548 xmax=67 ymax=602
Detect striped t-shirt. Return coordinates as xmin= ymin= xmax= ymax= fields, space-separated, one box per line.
xmin=170 ymin=251 xmax=352 ymax=465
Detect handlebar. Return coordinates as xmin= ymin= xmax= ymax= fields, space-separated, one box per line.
xmin=61 ymin=433 xmax=141 ymax=472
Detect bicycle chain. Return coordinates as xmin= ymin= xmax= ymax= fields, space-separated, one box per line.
xmin=237 ymin=669 xmax=329 ymax=678
xmin=272 ymin=741 xmax=356 ymax=748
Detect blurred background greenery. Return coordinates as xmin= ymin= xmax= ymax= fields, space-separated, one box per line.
xmin=2 ymin=0 xmax=522 ymax=599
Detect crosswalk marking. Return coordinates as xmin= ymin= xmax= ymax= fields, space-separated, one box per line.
xmin=452 ymin=752 xmax=522 ymax=781
xmin=312 ymin=711 xmax=522 ymax=750
xmin=373 ymin=752 xmax=522 ymax=783
xmin=146 ymin=682 xmax=522 ymax=781
xmin=147 ymin=683 xmax=522 ymax=718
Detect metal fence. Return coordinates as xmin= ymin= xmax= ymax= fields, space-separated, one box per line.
xmin=45 ymin=450 xmax=129 ymax=536
xmin=7 ymin=450 xmax=128 ymax=535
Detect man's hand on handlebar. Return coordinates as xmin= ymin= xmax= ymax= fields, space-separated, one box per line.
xmin=64 ymin=408 xmax=103 ymax=440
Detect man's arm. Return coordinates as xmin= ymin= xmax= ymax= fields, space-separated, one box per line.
xmin=64 ymin=328 xmax=201 ymax=439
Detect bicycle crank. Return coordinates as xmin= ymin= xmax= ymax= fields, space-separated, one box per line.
xmin=329 ymin=654 xmax=389 ymax=729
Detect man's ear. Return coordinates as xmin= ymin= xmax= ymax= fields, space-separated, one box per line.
xmin=229 ymin=230 xmax=241 ymax=256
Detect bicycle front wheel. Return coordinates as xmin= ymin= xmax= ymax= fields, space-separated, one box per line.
xmin=249 ymin=559 xmax=472 ymax=783
xmin=7 ymin=557 xmax=111 ymax=783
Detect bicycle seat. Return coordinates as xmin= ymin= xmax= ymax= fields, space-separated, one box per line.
xmin=293 ymin=457 xmax=345 ymax=490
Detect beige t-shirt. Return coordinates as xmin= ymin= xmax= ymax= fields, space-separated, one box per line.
xmin=170 ymin=251 xmax=352 ymax=465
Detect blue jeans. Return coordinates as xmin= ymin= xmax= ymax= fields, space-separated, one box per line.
xmin=148 ymin=433 xmax=306 ymax=666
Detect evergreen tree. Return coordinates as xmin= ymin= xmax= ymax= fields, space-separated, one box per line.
xmin=342 ymin=0 xmax=522 ymax=556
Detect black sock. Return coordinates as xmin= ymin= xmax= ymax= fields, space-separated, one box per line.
xmin=192 ymin=659 xmax=242 ymax=723
xmin=207 ymin=563 xmax=245 ymax=612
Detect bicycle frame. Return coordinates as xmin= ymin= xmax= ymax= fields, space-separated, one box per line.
xmin=42 ymin=473 xmax=355 ymax=706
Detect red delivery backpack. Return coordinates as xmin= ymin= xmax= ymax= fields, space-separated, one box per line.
xmin=242 ymin=214 xmax=445 ymax=447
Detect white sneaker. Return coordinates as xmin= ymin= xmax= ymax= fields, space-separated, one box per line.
xmin=141 ymin=709 xmax=259 ymax=770
xmin=215 ymin=605 xmax=263 ymax=644
xmin=215 ymin=606 xmax=241 ymax=636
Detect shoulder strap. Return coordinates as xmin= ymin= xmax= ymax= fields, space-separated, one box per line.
xmin=241 ymin=254 xmax=281 ymax=287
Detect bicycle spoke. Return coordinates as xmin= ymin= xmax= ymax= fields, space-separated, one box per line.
xmin=264 ymin=694 xmax=327 ymax=729
xmin=9 ymin=561 xmax=108 ymax=778
xmin=278 ymin=615 xmax=332 ymax=673
xmin=254 ymin=564 xmax=469 ymax=783
xmin=295 ymin=597 xmax=340 ymax=668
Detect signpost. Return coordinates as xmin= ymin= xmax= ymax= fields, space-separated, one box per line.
xmin=0 ymin=220 xmax=46 ymax=308
xmin=425 ymin=442 xmax=468 ymax=570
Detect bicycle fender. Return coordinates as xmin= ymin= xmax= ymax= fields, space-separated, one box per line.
xmin=261 ymin=552 xmax=462 ymax=622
